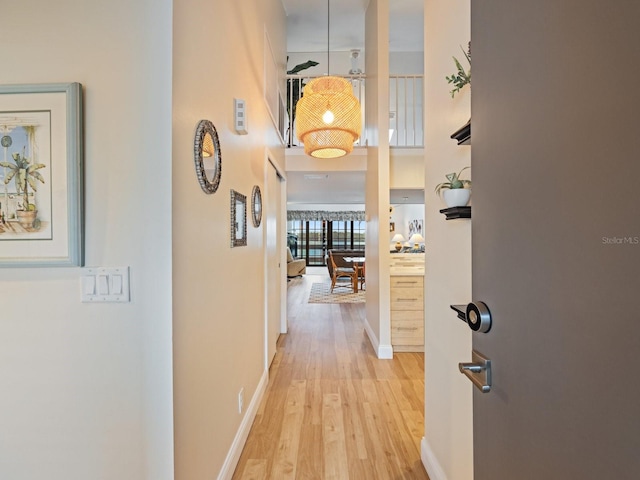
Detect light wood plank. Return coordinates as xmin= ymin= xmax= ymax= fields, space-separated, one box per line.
xmin=239 ymin=459 xmax=267 ymax=480
xmin=322 ymin=393 xmax=350 ymax=479
xmin=232 ymin=271 xmax=429 ymax=480
xmin=269 ymin=380 xmax=307 ymax=479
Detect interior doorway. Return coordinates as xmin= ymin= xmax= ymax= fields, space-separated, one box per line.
xmin=287 ymin=220 xmax=366 ymax=266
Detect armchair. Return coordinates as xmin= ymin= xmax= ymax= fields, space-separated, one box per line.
xmin=287 ymin=247 xmax=306 ymax=277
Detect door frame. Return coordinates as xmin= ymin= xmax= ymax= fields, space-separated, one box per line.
xmin=264 ymin=150 xmax=287 ymax=371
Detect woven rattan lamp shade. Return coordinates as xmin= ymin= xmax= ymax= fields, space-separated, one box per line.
xmin=295 ymin=76 xmax=362 ymax=158
xmin=202 ymin=132 xmax=214 ymax=157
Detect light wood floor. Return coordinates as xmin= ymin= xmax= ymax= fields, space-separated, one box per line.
xmin=232 ymin=271 xmax=429 ymax=480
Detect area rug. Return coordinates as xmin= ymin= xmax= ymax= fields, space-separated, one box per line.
xmin=308 ymin=282 xmax=365 ymax=304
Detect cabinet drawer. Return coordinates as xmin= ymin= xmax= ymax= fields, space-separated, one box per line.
xmin=391 ymin=316 xmax=423 ymax=345
xmin=390 ymin=276 xmax=423 ymax=288
xmin=390 ymin=287 xmax=423 ymax=310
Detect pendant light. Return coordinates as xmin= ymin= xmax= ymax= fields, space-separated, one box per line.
xmin=295 ymin=0 xmax=362 ymax=158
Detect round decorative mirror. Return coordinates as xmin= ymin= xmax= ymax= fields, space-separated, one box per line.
xmin=194 ymin=119 xmax=222 ymax=194
xmin=251 ymin=185 xmax=262 ymax=227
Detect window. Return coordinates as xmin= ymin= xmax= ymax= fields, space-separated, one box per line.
xmin=287 ymin=220 xmax=365 ymax=266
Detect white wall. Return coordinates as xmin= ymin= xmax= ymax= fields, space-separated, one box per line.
xmin=0 ymin=1 xmax=174 ymax=480
xmin=390 ymin=52 xmax=424 ymax=74
xmin=390 ymin=151 xmax=425 ymax=188
xmin=390 ymin=204 xmax=424 ymax=243
xmin=287 ymin=51 xmax=423 ymax=76
xmin=363 ymin=0 xmax=392 ymax=359
xmin=172 ymin=0 xmax=286 ymax=478
xmin=421 ymin=1 xmax=473 ymax=479
xmin=288 ymin=204 xmax=365 ymax=211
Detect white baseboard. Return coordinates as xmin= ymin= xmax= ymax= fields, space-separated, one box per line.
xmin=421 ymin=437 xmax=448 ymax=480
xmin=378 ymin=344 xmax=393 ymax=359
xmin=217 ymin=369 xmax=269 ymax=480
xmin=363 ymin=317 xmax=393 ymax=359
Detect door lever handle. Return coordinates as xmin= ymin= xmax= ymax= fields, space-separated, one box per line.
xmin=459 ymin=362 xmax=485 ymax=374
xmin=458 ymin=350 xmax=492 ymax=393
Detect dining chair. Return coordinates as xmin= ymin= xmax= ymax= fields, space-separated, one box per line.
xmin=329 ymin=251 xmax=357 ymax=293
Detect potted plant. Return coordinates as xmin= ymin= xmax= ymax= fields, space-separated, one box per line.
xmin=446 ymin=42 xmax=471 ymax=98
xmin=435 ymin=166 xmax=471 ymax=207
xmin=0 ymin=147 xmax=46 ymax=229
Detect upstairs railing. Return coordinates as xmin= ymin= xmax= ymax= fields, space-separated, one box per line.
xmin=285 ymin=74 xmax=424 ymax=149
xmin=389 ymin=75 xmax=424 ymax=148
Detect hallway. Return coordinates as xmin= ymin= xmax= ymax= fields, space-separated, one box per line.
xmin=232 ymin=270 xmax=429 ymax=479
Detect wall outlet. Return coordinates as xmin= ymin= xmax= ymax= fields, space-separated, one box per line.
xmin=238 ymin=388 xmax=244 ymax=414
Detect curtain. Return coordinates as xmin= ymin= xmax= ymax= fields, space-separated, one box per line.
xmin=287 ymin=210 xmax=365 ymax=222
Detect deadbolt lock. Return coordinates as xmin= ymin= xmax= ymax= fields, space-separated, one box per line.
xmin=466 ymin=301 xmax=492 ymax=333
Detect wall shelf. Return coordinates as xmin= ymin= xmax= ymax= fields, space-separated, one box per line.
xmin=450 ymin=120 xmax=471 ymax=145
xmin=440 ymin=206 xmax=471 ymax=220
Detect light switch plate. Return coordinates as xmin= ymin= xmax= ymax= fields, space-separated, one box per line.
xmin=81 ymin=267 xmax=130 ymax=302
xmin=234 ymin=98 xmax=248 ymax=135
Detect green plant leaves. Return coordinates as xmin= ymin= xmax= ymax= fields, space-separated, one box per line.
xmin=445 ymin=44 xmax=471 ymax=98
xmin=1 ymin=165 xmax=17 ymax=184
xmin=27 ymin=163 xmax=46 ymax=173
xmin=287 ymin=60 xmax=319 ymax=75
xmin=435 ymin=167 xmax=471 ymax=196
xmin=27 ymin=175 xmax=39 ymax=191
xmin=30 ymin=170 xmax=45 ymax=183
xmin=2 ymin=151 xmax=46 ymax=207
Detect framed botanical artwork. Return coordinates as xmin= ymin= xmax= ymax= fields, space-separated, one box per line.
xmin=0 ymin=83 xmax=84 ymax=267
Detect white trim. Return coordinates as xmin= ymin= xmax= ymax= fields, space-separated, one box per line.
xmin=265 ymin=154 xmax=288 ymax=336
xmin=217 ymin=369 xmax=269 ymax=480
xmin=263 ymin=28 xmax=285 ymax=145
xmin=285 ymin=145 xmax=369 ymax=157
xmin=363 ymin=316 xmax=393 ymax=359
xmin=421 ymin=437 xmax=448 ymax=480
xmin=378 ymin=344 xmax=393 ymax=359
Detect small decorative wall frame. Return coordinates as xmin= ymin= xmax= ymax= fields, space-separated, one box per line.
xmin=230 ymin=189 xmax=247 ymax=247
xmin=251 ymin=185 xmax=262 ymax=227
xmin=408 ymin=219 xmax=423 ymax=237
xmin=0 ymin=82 xmax=84 ymax=267
xmin=193 ymin=119 xmax=221 ymax=194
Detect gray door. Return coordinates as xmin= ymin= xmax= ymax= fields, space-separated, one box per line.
xmin=471 ymin=1 xmax=640 ymax=478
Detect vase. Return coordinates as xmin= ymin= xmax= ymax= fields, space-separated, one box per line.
xmin=16 ymin=210 xmax=37 ymax=229
xmin=443 ymin=189 xmax=471 ymax=208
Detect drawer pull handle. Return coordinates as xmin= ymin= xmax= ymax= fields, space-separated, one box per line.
xmin=397 ymin=327 xmax=418 ymax=331
xmin=397 ymin=281 xmax=418 ymax=284
xmin=398 ymin=298 xmax=418 ymax=301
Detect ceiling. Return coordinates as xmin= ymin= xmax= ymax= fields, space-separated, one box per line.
xmin=286 ymin=171 xmax=425 ymax=206
xmin=282 ymin=0 xmax=424 ymax=53
xmin=282 ymin=0 xmax=425 ymax=206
